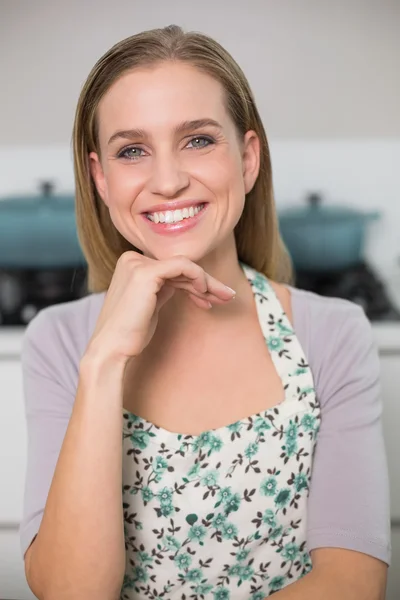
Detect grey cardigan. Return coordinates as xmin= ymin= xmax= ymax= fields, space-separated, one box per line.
xmin=19 ymin=285 xmax=392 ymax=565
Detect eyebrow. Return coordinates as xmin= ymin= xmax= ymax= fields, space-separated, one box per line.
xmin=107 ymin=118 xmax=223 ymax=146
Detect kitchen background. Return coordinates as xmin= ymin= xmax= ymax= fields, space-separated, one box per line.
xmin=0 ymin=0 xmax=399 ymax=598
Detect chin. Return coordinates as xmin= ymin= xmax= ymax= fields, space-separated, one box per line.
xmin=142 ymin=240 xmax=215 ymax=264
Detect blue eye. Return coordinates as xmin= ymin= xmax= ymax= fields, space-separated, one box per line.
xmin=117 ymin=135 xmax=214 ymax=161
xmin=118 ymin=147 xmax=145 ymax=160
xmin=186 ymin=136 xmax=214 ymax=149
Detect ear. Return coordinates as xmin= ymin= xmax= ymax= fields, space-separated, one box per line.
xmin=242 ymin=130 xmax=260 ymax=195
xmin=89 ymin=151 xmax=109 ymax=206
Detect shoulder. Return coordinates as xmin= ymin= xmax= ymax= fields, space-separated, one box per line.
xmin=275 ymin=283 xmax=378 ymax=409
xmin=286 ymin=283 xmax=373 ymax=344
xmin=270 ymin=279 xmax=366 ymax=331
xmin=22 ymin=291 xmax=106 ymax=374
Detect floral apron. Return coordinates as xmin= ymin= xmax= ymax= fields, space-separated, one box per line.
xmin=120 ymin=263 xmax=321 ymax=599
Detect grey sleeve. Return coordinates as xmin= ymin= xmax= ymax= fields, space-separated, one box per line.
xmin=19 ymin=308 xmax=77 ymax=559
xmin=18 ymin=290 xmax=392 ymax=566
xmin=306 ymin=302 xmax=392 ymax=565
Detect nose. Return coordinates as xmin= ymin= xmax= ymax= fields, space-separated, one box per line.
xmin=148 ymin=154 xmax=190 ymax=198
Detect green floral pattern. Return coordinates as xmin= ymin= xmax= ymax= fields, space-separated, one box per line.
xmin=120 ymin=263 xmax=321 ymax=599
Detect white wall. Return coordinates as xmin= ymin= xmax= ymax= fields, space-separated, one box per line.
xmin=0 ymin=0 xmax=399 ymax=276
xmin=1 ymin=0 xmax=399 ymax=141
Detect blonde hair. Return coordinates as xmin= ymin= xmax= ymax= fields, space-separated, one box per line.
xmin=72 ymin=24 xmax=293 ymax=293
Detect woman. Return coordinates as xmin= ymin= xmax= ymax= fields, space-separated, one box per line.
xmin=20 ymin=25 xmax=390 ymax=600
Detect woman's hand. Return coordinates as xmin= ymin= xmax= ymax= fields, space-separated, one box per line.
xmin=85 ymin=251 xmax=236 ymax=366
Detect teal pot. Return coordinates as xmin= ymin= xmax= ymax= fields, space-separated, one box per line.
xmin=278 ymin=193 xmax=381 ymax=272
xmin=0 ymin=181 xmax=86 ymax=268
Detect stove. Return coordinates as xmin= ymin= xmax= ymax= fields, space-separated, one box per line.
xmin=0 ymin=267 xmax=88 ymax=326
xmin=294 ymin=262 xmax=400 ymax=322
xmin=1 ymin=262 xmax=399 ymax=327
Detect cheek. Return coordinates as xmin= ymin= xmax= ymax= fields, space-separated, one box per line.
xmin=106 ymin=165 xmax=142 ymax=207
xmin=215 ymin=157 xmax=246 ymax=204
xmin=196 ymin=151 xmax=244 ymax=193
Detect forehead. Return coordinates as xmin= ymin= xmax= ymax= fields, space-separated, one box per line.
xmin=96 ymin=62 xmax=229 ymax=139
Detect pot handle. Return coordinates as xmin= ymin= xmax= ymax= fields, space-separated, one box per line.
xmin=38 ymin=180 xmax=55 ymax=199
xmin=307 ymin=192 xmax=323 ymax=209
xmin=365 ymin=210 xmax=382 ymax=221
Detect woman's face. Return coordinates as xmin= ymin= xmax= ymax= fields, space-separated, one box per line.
xmin=90 ymin=61 xmax=260 ymax=263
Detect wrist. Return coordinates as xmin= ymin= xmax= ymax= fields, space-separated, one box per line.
xmin=80 ymin=343 xmax=128 ymax=381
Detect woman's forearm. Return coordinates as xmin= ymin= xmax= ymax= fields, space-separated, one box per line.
xmin=265 ymin=562 xmax=386 ymax=600
xmin=265 ymin=570 xmax=340 ymax=600
xmin=26 ymin=352 xmax=127 ymax=600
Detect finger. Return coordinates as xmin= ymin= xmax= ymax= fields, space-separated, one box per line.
xmin=168 ymin=278 xmax=235 ymax=302
xmin=151 ymin=257 xmax=236 ymax=300
xmin=204 ymin=272 xmax=236 ymax=300
xmin=170 ymin=281 xmax=234 ymax=304
xmin=204 ymin=293 xmax=233 ymax=305
xmin=168 ymin=274 xmax=236 ymax=301
xmin=168 ymin=273 xmax=235 ymax=300
xmin=156 ymin=284 xmax=176 ymax=311
xmin=169 ymin=280 xmax=233 ymax=302
xmin=151 ymin=257 xmax=208 ymax=295
xmin=188 ymin=293 xmax=212 ymax=309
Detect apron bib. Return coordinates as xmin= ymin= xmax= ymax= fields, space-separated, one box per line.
xmin=120 ymin=263 xmax=321 ymax=599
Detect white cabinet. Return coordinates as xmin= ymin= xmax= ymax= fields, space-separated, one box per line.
xmin=380 ymin=353 xmax=400 ymax=523
xmin=386 ymin=528 xmax=400 ymax=600
xmin=0 ymin=530 xmax=36 ymax=599
xmin=0 ymin=356 xmax=36 ymax=598
xmin=379 ymin=352 xmax=400 ymax=599
xmin=0 ymin=358 xmax=27 ymax=525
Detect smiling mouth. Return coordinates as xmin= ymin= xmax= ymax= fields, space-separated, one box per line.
xmin=145 ymin=203 xmax=207 ymax=224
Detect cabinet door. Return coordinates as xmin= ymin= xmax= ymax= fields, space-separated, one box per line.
xmin=380 ymin=354 xmax=400 ymax=523
xmin=0 ymin=529 xmax=36 ymax=599
xmin=386 ymin=527 xmax=400 ymax=600
xmin=0 ymin=358 xmax=27 ymax=525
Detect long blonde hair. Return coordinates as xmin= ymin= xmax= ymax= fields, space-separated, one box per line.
xmin=72 ymin=24 xmax=293 ymax=293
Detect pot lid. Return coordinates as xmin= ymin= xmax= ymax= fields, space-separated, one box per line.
xmin=279 ymin=193 xmax=380 ymax=223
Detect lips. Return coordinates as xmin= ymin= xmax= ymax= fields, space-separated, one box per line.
xmin=141 ymin=202 xmax=208 ymax=235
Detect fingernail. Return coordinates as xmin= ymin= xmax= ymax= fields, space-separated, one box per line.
xmin=225 ymin=286 xmax=236 ymax=296
xmin=207 ymin=301 xmax=213 ymax=309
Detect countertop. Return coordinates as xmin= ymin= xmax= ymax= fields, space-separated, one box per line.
xmin=1 ymin=320 xmax=400 ymax=358
xmin=1 ymin=273 xmax=400 ymax=357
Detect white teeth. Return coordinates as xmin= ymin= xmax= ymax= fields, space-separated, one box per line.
xmin=147 ymin=204 xmax=204 ymax=223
